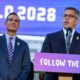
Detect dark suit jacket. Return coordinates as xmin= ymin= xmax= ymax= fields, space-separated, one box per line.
xmin=27 ymin=62 xmax=34 ymax=80
xmin=41 ymin=30 xmax=80 ymax=80
xmin=0 ymin=34 xmax=31 ymax=80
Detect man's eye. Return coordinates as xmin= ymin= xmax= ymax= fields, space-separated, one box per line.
xmin=15 ymin=20 xmax=19 ymax=22
xmin=8 ymin=18 xmax=19 ymax=23
xmin=8 ymin=19 xmax=13 ymax=21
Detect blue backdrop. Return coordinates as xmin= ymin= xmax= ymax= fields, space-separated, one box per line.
xmin=0 ymin=0 xmax=80 ymax=36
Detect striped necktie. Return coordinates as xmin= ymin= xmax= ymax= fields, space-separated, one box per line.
xmin=8 ymin=37 xmax=13 ymax=63
xmin=66 ymin=33 xmax=72 ymax=53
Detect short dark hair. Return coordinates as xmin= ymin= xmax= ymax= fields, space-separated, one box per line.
xmin=64 ymin=7 xmax=80 ymax=19
xmin=5 ymin=12 xmax=20 ymax=23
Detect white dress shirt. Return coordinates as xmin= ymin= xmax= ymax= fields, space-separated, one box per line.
xmin=5 ymin=33 xmax=16 ymax=50
xmin=63 ymin=28 xmax=75 ymax=44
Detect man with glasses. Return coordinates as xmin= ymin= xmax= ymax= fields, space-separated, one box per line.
xmin=41 ymin=7 xmax=80 ymax=80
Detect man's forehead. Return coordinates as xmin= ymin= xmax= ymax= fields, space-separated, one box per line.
xmin=64 ymin=10 xmax=75 ymax=14
xmin=8 ymin=14 xmax=19 ymax=19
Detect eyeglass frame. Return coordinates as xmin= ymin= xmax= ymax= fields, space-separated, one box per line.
xmin=62 ymin=14 xmax=78 ymax=19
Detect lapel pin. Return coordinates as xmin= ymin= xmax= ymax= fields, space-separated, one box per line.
xmin=76 ymin=36 xmax=79 ymax=40
xmin=17 ymin=42 xmax=20 ymax=46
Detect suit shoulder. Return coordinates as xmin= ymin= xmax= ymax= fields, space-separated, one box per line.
xmin=0 ymin=35 xmax=4 ymax=38
xmin=46 ymin=30 xmax=62 ymax=37
xmin=0 ymin=35 xmax=5 ymax=41
xmin=75 ymin=31 xmax=80 ymax=36
xmin=16 ymin=37 xmax=28 ymax=46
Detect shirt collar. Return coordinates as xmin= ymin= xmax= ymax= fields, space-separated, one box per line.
xmin=5 ymin=33 xmax=16 ymax=40
xmin=63 ymin=28 xmax=75 ymax=37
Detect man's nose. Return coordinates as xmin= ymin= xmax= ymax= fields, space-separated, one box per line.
xmin=12 ymin=20 xmax=16 ymax=23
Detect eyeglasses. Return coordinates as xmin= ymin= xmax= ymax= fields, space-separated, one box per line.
xmin=63 ymin=14 xmax=77 ymax=19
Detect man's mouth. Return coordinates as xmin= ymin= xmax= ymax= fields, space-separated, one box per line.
xmin=64 ymin=21 xmax=69 ymax=25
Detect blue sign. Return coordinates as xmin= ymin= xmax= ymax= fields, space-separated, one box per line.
xmin=0 ymin=0 xmax=80 ymax=36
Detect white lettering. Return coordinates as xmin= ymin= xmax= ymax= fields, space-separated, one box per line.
xmin=4 ymin=5 xmax=56 ymax=22
xmin=67 ymin=60 xmax=80 ymax=68
xmin=40 ymin=58 xmax=66 ymax=67
xmin=4 ymin=5 xmax=14 ymax=18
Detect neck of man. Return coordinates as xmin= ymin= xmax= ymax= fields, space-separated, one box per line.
xmin=64 ymin=27 xmax=75 ymax=31
xmin=7 ymin=31 xmax=16 ymax=36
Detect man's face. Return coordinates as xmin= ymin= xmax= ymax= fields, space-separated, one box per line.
xmin=63 ymin=9 xmax=78 ymax=29
xmin=5 ymin=14 xmax=20 ymax=32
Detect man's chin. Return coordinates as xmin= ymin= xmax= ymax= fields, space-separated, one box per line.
xmin=64 ymin=26 xmax=71 ymax=29
xmin=8 ymin=29 xmax=17 ymax=32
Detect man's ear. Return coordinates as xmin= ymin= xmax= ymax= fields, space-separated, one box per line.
xmin=75 ymin=18 xmax=78 ymax=25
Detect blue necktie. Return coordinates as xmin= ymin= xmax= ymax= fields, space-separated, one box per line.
xmin=8 ymin=37 xmax=13 ymax=63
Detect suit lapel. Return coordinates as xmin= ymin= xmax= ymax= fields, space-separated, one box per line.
xmin=0 ymin=35 xmax=21 ymax=65
xmin=58 ymin=30 xmax=67 ymax=53
xmin=1 ymin=35 xmax=9 ymax=64
xmin=12 ymin=37 xmax=21 ymax=63
xmin=69 ymin=32 xmax=80 ymax=53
